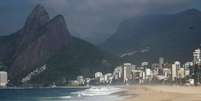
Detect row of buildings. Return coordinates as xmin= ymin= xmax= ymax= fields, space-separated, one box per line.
xmin=1 ymin=48 xmax=201 ymax=87
xmin=71 ymin=48 xmax=201 ymax=86
xmin=112 ymin=61 xmax=193 ymax=84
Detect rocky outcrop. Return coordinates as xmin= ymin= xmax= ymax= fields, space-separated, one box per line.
xmin=7 ymin=5 xmax=71 ymax=83
xmin=24 ymin=5 xmax=50 ymax=32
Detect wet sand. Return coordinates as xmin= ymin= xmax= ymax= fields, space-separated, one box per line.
xmin=119 ymin=85 xmax=201 ymax=101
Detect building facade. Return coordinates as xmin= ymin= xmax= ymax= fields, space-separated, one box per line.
xmin=0 ymin=71 xmax=8 ymax=87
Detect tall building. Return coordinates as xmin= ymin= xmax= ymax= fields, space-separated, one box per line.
xmin=193 ymin=48 xmax=201 ymax=65
xmin=0 ymin=71 xmax=8 ymax=87
xmin=159 ymin=57 xmax=164 ymax=68
xmin=145 ymin=68 xmax=153 ymax=80
xmin=113 ymin=66 xmax=122 ymax=80
xmin=171 ymin=61 xmax=181 ymax=81
xmin=193 ymin=48 xmax=201 ymax=85
xmin=184 ymin=62 xmax=193 ymax=76
xmin=123 ymin=63 xmax=132 ymax=84
xmin=163 ymin=68 xmax=171 ymax=79
xmin=172 ymin=64 xmax=177 ymax=81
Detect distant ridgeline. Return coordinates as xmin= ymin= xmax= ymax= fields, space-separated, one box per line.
xmin=0 ymin=5 xmax=120 ymax=85
xmin=101 ymin=9 xmax=201 ymax=64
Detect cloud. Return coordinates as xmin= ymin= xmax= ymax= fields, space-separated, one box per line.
xmin=0 ymin=0 xmax=199 ymax=36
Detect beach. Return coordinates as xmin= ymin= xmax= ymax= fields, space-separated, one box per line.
xmin=120 ymin=85 xmax=201 ymax=101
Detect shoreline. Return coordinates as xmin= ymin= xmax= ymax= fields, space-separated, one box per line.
xmin=117 ymin=85 xmax=201 ymax=101
xmin=0 ymin=86 xmax=90 ymax=89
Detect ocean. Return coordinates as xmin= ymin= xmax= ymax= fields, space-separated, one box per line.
xmin=0 ymin=86 xmax=123 ymax=101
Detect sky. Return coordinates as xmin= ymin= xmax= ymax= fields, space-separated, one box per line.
xmin=0 ymin=0 xmax=200 ymax=38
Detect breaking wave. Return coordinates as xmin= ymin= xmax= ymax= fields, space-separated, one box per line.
xmin=71 ymin=86 xmax=122 ymax=97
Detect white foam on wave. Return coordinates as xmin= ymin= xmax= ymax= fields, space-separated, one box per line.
xmin=59 ymin=96 xmax=72 ymax=99
xmin=41 ymin=96 xmax=72 ymax=99
xmin=71 ymin=86 xmax=122 ymax=97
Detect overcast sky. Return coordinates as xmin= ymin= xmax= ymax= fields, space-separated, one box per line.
xmin=0 ymin=0 xmax=200 ymax=37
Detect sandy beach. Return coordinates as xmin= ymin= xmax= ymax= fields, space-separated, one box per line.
xmin=120 ymin=85 xmax=201 ymax=101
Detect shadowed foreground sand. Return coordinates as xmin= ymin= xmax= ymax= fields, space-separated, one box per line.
xmin=120 ymin=85 xmax=201 ymax=101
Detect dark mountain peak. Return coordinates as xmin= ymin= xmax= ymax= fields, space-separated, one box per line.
xmin=24 ymin=4 xmax=50 ymax=31
xmin=49 ymin=15 xmax=66 ymax=27
xmin=44 ymin=14 xmax=71 ymax=44
xmin=34 ymin=4 xmax=45 ymax=10
xmin=46 ymin=15 xmax=69 ymax=34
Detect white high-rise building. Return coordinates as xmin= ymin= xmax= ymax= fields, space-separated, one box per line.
xmin=172 ymin=64 xmax=177 ymax=81
xmin=193 ymin=48 xmax=201 ymax=65
xmin=113 ymin=66 xmax=122 ymax=80
xmin=159 ymin=57 xmax=164 ymax=68
xmin=0 ymin=71 xmax=8 ymax=87
xmin=163 ymin=68 xmax=171 ymax=79
xmin=184 ymin=62 xmax=192 ymax=76
xmin=171 ymin=61 xmax=181 ymax=81
xmin=145 ymin=68 xmax=153 ymax=80
xmin=123 ymin=63 xmax=132 ymax=83
xmin=193 ymin=48 xmax=201 ymax=85
xmin=159 ymin=57 xmax=164 ymax=65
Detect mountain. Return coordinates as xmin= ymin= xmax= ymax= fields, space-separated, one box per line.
xmin=101 ymin=9 xmax=201 ymax=64
xmin=0 ymin=5 xmax=119 ymax=85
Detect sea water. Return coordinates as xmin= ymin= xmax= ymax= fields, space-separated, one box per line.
xmin=0 ymin=86 xmax=123 ymax=101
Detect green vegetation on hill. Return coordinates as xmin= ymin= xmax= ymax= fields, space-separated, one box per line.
xmin=101 ymin=9 xmax=201 ymax=64
xmin=29 ymin=37 xmax=121 ymax=85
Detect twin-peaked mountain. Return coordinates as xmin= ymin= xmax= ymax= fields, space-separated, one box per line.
xmin=101 ymin=9 xmax=201 ymax=64
xmin=0 ymin=5 xmax=119 ymax=85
